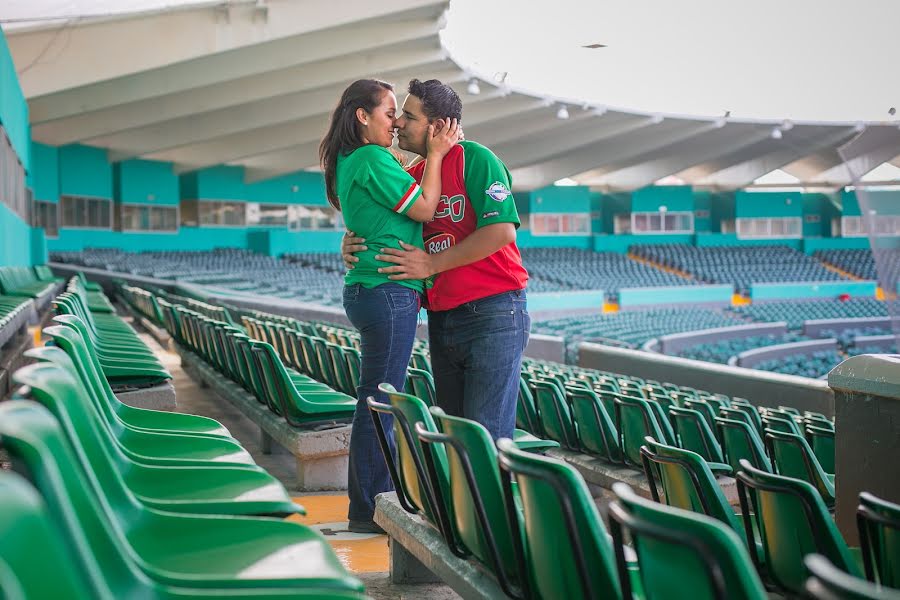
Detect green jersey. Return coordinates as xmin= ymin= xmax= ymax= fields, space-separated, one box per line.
xmin=336 ymin=144 xmax=425 ymax=292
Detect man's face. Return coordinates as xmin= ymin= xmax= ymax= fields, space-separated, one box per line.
xmin=395 ymin=94 xmax=431 ymax=157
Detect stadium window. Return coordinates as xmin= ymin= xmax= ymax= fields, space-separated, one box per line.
xmin=118 ymin=205 xmax=178 ymax=232
xmin=60 ymin=196 xmax=113 ymax=229
xmin=0 ymin=125 xmax=28 ymax=222
xmin=735 ymin=216 xmax=802 ymax=239
xmin=631 ymin=210 xmax=694 ymax=234
xmin=33 ymin=201 xmax=58 ymax=238
xmin=614 ymin=213 xmax=632 ymax=234
xmin=529 ymin=213 xmax=591 ymax=235
xmin=287 ymin=204 xmax=344 ymax=231
xmin=195 ymin=201 xmax=247 ymax=227
xmin=246 ymin=202 xmax=288 ymax=227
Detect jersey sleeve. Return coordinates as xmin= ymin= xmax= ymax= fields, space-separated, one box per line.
xmin=462 ymin=142 xmax=520 ymax=229
xmin=363 ymin=146 xmax=422 ymax=215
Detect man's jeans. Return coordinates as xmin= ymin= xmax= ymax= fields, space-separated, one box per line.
xmin=428 ymin=289 xmax=530 ymax=440
xmin=343 ymin=283 xmax=420 ymax=522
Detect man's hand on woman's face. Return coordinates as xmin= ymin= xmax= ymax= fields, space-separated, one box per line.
xmin=341 ymin=230 xmax=367 ymax=269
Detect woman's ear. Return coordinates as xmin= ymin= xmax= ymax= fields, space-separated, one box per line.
xmin=356 ymin=107 xmax=369 ymax=126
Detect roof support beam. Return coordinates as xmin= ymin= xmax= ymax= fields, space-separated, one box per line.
xmin=806 ymin=127 xmax=900 ymax=185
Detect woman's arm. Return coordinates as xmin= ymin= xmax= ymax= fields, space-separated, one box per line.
xmin=404 ymin=118 xmax=460 ymax=223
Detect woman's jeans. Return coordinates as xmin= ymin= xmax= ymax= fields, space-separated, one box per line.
xmin=343 ymin=282 xmax=420 ymax=522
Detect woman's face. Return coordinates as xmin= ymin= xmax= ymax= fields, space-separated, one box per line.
xmin=360 ymin=91 xmax=398 ymax=147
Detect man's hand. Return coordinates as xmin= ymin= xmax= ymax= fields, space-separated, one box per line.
xmin=376 ymin=242 xmax=435 ymax=280
xmin=341 ymin=230 xmax=367 ymax=270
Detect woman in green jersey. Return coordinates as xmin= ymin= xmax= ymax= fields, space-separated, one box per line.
xmin=319 ymin=79 xmax=458 ymax=533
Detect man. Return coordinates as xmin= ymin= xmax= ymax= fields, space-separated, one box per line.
xmin=343 ymin=78 xmax=529 ymax=440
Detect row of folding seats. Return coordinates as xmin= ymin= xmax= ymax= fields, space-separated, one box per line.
xmin=118 ymin=283 xmax=167 ymax=327
xmin=815 ymin=248 xmax=900 ymax=283
xmin=517 ymin=359 xmax=840 ymax=504
xmin=727 ymin=297 xmax=889 ymax=330
xmin=676 ymin=332 xmax=810 ymax=364
xmin=754 ymin=349 xmax=846 ymax=379
xmin=0 ymin=265 xmax=63 ymax=311
xmin=52 ymin=279 xmax=170 ymax=390
xmin=160 ymin=300 xmax=357 ymax=426
xmin=0 ymin=295 xmax=33 ymax=349
xmin=0 ymin=313 xmax=365 ymax=597
xmin=371 ymin=379 xmax=898 ymax=598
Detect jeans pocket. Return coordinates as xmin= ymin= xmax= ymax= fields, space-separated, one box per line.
xmin=387 ymin=290 xmax=418 ymax=312
xmin=343 ymin=284 xmax=360 ymax=305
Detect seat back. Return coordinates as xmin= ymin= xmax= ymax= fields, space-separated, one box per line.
xmin=640 ymin=437 xmax=743 ymax=539
xmin=804 ymin=554 xmax=900 ymax=600
xmin=669 ymin=406 xmax=724 ymax=463
xmin=406 ymin=368 xmax=436 ymax=406
xmin=735 ymin=460 xmax=859 ymax=594
xmin=608 ymin=482 xmax=768 ymax=600
xmin=0 ymin=471 xmax=100 ymax=599
xmin=764 ymin=429 xmax=835 ymax=505
xmin=615 ymin=395 xmax=666 ymax=467
xmin=566 ymin=386 xmax=621 ymax=463
xmin=531 ymin=380 xmax=579 ymax=450
xmin=516 ymin=377 xmax=543 ymax=436
xmin=806 ymin=423 xmax=836 ymax=474
xmin=496 ymin=439 xmax=622 ymax=600
xmin=418 ymin=410 xmax=521 ymax=597
xmin=857 ymin=492 xmax=900 ymax=589
xmin=715 ymin=417 xmax=772 ymax=473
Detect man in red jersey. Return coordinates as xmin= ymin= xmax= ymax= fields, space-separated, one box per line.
xmin=343 ymin=79 xmax=529 ymax=440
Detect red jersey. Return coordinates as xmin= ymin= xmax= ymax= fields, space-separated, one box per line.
xmin=407 ymin=141 xmax=528 ymax=312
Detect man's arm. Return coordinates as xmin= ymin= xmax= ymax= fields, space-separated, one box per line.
xmin=341 ymin=230 xmax=367 ymax=269
xmin=375 ymin=222 xmax=515 ymax=280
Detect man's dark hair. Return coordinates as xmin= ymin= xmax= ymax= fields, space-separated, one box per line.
xmin=408 ymin=78 xmax=462 ymax=123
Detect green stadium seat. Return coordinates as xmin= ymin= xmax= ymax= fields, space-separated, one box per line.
xmin=565 ymin=385 xmax=622 ymax=463
xmin=805 ymin=554 xmax=900 ymax=600
xmin=807 ymin=423 xmax=836 ymax=474
xmin=23 ymin=345 xmax=304 ymax=517
xmin=608 ymin=482 xmax=768 ymax=600
xmin=764 ymin=429 xmax=836 ymax=508
xmin=857 ymin=492 xmax=900 ymax=589
xmin=735 ymin=460 xmax=861 ymax=595
xmin=0 ymin=393 xmax=364 ymax=596
xmin=614 ymin=394 xmax=668 ymax=468
xmin=715 ymin=417 xmax=773 ymax=473
xmin=669 ymin=406 xmax=726 ymax=465
xmin=496 ymin=439 xmax=626 ymax=600
xmin=415 ymin=409 xmax=524 ymax=597
xmin=406 ymin=367 xmax=437 ymax=406
xmin=531 ymin=379 xmax=580 ymax=450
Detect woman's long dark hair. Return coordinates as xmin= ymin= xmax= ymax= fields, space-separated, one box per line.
xmin=319 ymin=79 xmax=394 ymax=210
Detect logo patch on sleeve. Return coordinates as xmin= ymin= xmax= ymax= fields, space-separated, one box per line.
xmin=482 ymin=210 xmax=500 ymax=219
xmin=485 ymin=181 xmax=511 ymax=202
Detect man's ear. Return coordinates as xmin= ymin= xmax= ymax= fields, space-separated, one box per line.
xmin=432 ymin=118 xmax=446 ymax=132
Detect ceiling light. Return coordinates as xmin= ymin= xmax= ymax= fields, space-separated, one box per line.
xmin=714 ymin=117 xmax=727 ymax=128
xmin=854 ymin=122 xmax=866 ymax=133
xmin=557 ymin=105 xmax=570 ymax=120
xmin=466 ymin=79 xmax=481 ymax=95
xmin=771 ymin=127 xmax=783 ymax=140
xmin=650 ymin=114 xmax=664 ymax=124
xmin=593 ymin=105 xmax=608 ymax=117
xmin=781 ymin=120 xmax=794 ymax=131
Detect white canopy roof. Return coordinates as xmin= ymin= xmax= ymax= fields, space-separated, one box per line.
xmin=3 ymin=0 xmax=899 ymax=190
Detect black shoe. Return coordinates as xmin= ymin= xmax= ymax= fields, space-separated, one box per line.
xmin=348 ymin=519 xmax=386 ymax=535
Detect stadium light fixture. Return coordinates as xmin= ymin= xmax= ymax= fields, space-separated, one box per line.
xmin=854 ymin=122 xmax=866 ymax=133
xmin=714 ymin=117 xmax=727 ymax=128
xmin=650 ymin=114 xmax=664 ymax=125
xmin=557 ymin=105 xmax=570 ymax=120
xmin=466 ymin=79 xmax=481 ymax=95
xmin=771 ymin=127 xmax=783 ymax=140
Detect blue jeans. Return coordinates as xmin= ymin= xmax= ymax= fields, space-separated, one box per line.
xmin=428 ymin=289 xmax=530 ymax=440
xmin=343 ymin=283 xmax=420 ymax=522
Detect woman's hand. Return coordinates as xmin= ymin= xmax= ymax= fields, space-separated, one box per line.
xmin=425 ymin=117 xmax=461 ymax=158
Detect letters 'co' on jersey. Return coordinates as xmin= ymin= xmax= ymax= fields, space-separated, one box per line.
xmin=407 ymin=140 xmax=528 ymax=312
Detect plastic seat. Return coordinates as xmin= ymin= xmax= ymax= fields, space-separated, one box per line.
xmin=857 ymin=492 xmax=900 ymax=589
xmin=715 ymin=417 xmax=772 ymax=473
xmin=566 ymin=385 xmax=622 ymax=463
xmin=23 ymin=345 xmax=304 ymax=517
xmin=0 ymin=389 xmax=364 ymax=595
xmin=805 ymin=554 xmax=900 ymax=600
xmin=43 ymin=323 xmax=255 ymax=467
xmin=516 ymin=377 xmax=544 ymax=436
xmin=735 ymin=460 xmax=861 ymax=595
xmin=406 ymin=367 xmax=437 ymax=406
xmin=764 ymin=429 xmax=835 ymax=507
xmin=531 ymin=379 xmax=580 ymax=450
xmin=496 ymin=439 xmax=625 ymax=600
xmin=614 ymin=394 xmax=667 ymax=467
xmin=51 ymin=316 xmax=231 ymax=438
xmin=669 ymin=406 xmax=726 ymax=464
xmin=807 ymin=423 xmax=836 ymax=474
xmin=608 ymin=482 xmax=768 ymax=600
xmin=415 ymin=409 xmax=524 ymax=598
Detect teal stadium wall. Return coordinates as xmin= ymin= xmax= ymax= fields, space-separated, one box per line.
xmin=0 ymin=28 xmax=43 ymax=267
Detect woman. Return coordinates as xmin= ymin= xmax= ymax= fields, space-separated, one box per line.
xmin=319 ymin=79 xmax=458 ymax=533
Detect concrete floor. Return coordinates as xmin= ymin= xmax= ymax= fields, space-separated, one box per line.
xmin=136 ymin=321 xmax=461 ymax=600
